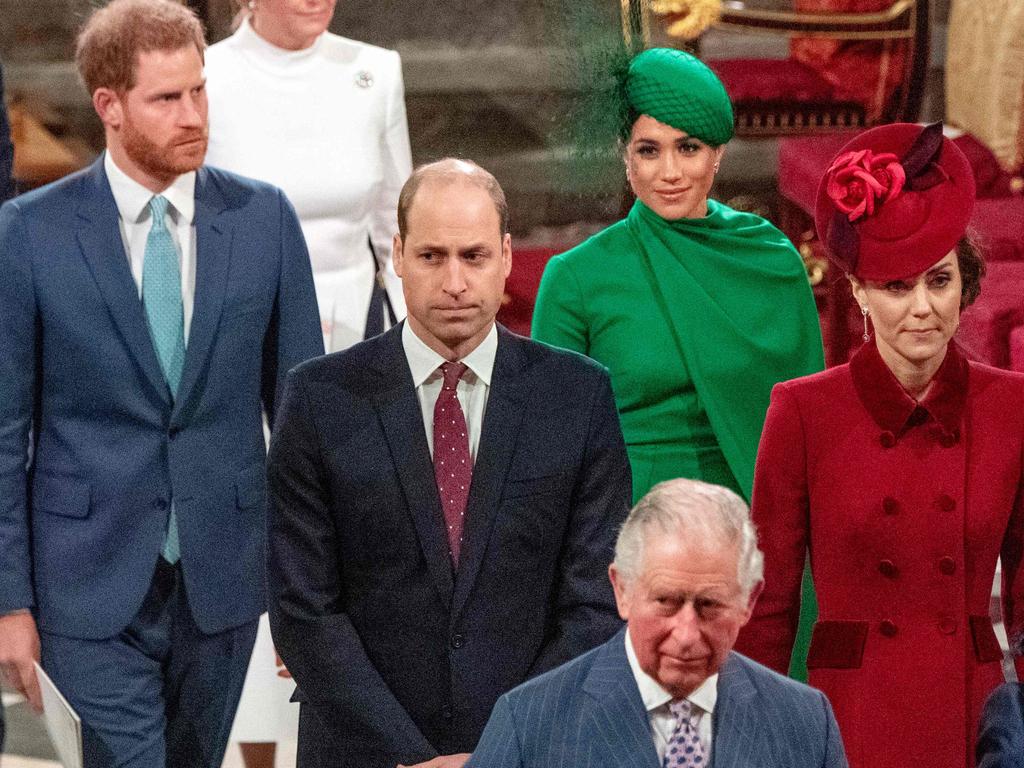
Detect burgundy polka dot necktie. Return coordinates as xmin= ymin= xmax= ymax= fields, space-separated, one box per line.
xmin=433 ymin=361 xmax=472 ymax=566
xmin=664 ymin=699 xmax=705 ymax=767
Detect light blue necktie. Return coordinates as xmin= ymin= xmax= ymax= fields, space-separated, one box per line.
xmin=142 ymin=195 xmax=185 ymax=564
xmin=664 ymin=699 xmax=706 ymax=767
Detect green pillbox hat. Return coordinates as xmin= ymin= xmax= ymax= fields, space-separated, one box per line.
xmin=625 ymin=48 xmax=734 ymax=146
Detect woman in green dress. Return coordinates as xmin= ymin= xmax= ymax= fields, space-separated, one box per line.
xmin=532 ymin=47 xmax=824 ymax=676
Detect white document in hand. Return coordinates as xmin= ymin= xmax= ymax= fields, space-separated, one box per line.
xmin=33 ymin=660 xmax=84 ymax=768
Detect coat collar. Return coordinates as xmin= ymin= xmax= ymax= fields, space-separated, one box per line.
xmin=849 ymin=340 xmax=968 ymax=439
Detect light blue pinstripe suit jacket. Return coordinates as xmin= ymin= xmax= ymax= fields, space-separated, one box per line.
xmin=467 ymin=629 xmax=848 ymax=768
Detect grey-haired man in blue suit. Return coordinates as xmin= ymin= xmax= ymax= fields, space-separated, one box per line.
xmin=468 ymin=478 xmax=848 ymax=768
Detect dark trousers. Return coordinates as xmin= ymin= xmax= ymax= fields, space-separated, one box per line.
xmin=41 ymin=559 xmax=257 ymax=768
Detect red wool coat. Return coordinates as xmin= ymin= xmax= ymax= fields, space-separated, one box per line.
xmin=735 ymin=341 xmax=1024 ymax=768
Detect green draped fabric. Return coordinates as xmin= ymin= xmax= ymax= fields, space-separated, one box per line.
xmin=532 ymin=197 xmax=824 ymax=679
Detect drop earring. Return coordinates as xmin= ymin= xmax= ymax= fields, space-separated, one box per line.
xmin=861 ymin=305 xmax=870 ymax=342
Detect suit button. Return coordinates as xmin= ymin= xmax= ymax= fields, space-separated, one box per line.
xmin=878 ymin=559 xmax=899 ymax=579
xmin=879 ymin=431 xmax=896 ymax=448
xmin=881 ymin=497 xmax=899 ymax=515
xmin=939 ymin=557 xmax=956 ymax=575
xmin=937 ymin=494 xmax=956 ymax=512
xmin=442 ymin=705 xmax=453 ymax=720
xmin=939 ymin=431 xmax=959 ymax=448
xmin=152 ymin=498 xmax=168 ymax=511
xmin=879 ymin=620 xmax=898 ymax=637
xmin=168 ymin=426 xmax=180 ymax=439
xmin=451 ymin=634 xmax=464 ymax=649
xmin=939 ymin=616 xmax=957 ymax=635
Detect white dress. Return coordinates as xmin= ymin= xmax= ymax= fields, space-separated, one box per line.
xmin=205 ymin=18 xmax=412 ymax=354
xmin=204 ymin=21 xmax=412 ymax=743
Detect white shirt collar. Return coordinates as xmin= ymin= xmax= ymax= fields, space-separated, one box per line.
xmin=624 ymin=628 xmax=719 ymax=716
xmin=104 ymin=150 xmax=196 ymax=226
xmin=402 ymin=322 xmax=498 ymax=388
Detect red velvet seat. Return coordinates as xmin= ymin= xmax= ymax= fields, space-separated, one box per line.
xmin=496 ymin=248 xmax=560 ymax=336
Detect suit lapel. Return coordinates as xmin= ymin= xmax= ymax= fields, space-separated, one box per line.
xmin=173 ymin=167 xmax=231 ymax=421
xmin=711 ymin=653 xmax=761 ymax=768
xmin=75 ymin=159 xmax=171 ymax=406
xmin=450 ymin=328 xmax=526 ymax=620
xmin=372 ymin=327 xmax=454 ymax=608
xmin=581 ymin=631 xmax=661 ymax=768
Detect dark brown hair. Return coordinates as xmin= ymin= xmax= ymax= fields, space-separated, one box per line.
xmin=956 ymin=231 xmax=986 ymax=309
xmin=397 ymin=158 xmax=509 ymax=240
xmin=76 ymin=0 xmax=205 ymax=95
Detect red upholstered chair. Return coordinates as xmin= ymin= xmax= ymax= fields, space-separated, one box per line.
xmin=496 ymin=248 xmax=561 ymax=337
xmin=622 ymin=0 xmax=930 ymax=136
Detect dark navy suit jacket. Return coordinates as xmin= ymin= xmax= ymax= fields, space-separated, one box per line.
xmin=467 ymin=628 xmax=849 ymax=768
xmin=977 ymin=683 xmax=1024 ymax=768
xmin=0 ymin=157 xmax=323 ymax=638
xmin=267 ymin=324 xmax=632 ymax=767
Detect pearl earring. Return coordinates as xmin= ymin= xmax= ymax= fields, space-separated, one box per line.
xmin=861 ymin=305 xmax=870 ymax=342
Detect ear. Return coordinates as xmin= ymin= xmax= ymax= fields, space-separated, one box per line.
xmin=608 ymin=563 xmax=631 ymax=622
xmin=93 ymin=87 xmax=124 ymax=130
xmin=501 ymin=232 xmax=512 ymax=279
xmin=847 ymin=273 xmax=868 ymax=311
xmin=739 ymin=580 xmax=764 ymax=626
xmin=392 ymin=233 xmax=405 ymax=278
xmin=713 ymin=144 xmax=726 ymax=165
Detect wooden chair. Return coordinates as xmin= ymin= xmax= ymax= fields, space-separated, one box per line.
xmin=621 ymin=0 xmax=930 ymax=136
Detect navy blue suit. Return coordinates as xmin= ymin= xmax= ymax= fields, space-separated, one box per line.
xmin=0 ymin=157 xmax=323 ymax=765
xmin=467 ymin=629 xmax=849 ymax=768
xmin=977 ymin=683 xmax=1024 ymax=768
xmin=268 ymin=324 xmax=631 ymax=767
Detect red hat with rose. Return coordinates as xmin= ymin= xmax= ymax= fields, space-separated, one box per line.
xmin=814 ymin=122 xmax=976 ymax=281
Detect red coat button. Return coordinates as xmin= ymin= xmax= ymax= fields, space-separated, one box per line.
xmin=937 ymin=494 xmax=956 ymax=512
xmin=939 ymin=557 xmax=956 ymax=575
xmin=939 ymin=616 xmax=957 ymax=635
xmin=879 ymin=431 xmax=896 ymax=448
xmin=939 ymin=431 xmax=959 ymax=448
xmin=878 ymin=560 xmax=899 ymax=579
xmin=882 ymin=497 xmax=899 ymax=515
xmin=880 ymin=620 xmax=898 ymax=637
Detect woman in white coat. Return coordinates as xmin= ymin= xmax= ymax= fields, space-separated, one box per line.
xmin=204 ymin=2 xmax=412 ymax=765
xmin=206 ymin=0 xmax=412 ymax=353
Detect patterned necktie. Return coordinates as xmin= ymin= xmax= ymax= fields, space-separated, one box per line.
xmin=142 ymin=195 xmax=186 ymax=564
xmin=433 ymin=362 xmax=472 ymax=566
xmin=664 ymin=699 xmax=706 ymax=767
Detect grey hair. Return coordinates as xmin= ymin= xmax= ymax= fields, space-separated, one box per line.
xmin=613 ymin=478 xmax=764 ymax=599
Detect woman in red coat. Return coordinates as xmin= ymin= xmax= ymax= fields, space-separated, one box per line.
xmin=735 ymin=122 xmax=1024 ymax=768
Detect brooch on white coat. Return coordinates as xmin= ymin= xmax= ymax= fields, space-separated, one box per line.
xmin=355 ymin=70 xmax=374 ymax=88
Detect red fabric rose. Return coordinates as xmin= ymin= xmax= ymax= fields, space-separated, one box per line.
xmin=825 ymin=149 xmax=906 ymax=221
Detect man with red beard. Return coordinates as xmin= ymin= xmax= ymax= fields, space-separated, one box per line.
xmin=0 ymin=1 xmax=322 ymax=765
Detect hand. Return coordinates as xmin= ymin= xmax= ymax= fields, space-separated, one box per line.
xmin=0 ymin=610 xmax=42 ymax=713
xmin=273 ymin=648 xmax=292 ymax=679
xmin=398 ymin=754 xmax=471 ymax=768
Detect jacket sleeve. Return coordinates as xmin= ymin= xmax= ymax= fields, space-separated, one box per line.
xmin=0 ymin=201 xmax=36 ymax=613
xmin=820 ymin=691 xmax=850 ymax=768
xmin=531 ymin=253 xmax=588 ymax=354
xmin=369 ymin=50 xmax=412 ymax=320
xmin=734 ymin=383 xmax=810 ymax=674
xmin=267 ymin=370 xmax=435 ymax=764
xmin=261 ymin=189 xmax=324 ymax=425
xmin=1002 ymin=434 xmax=1024 ymax=679
xmin=528 ymin=368 xmax=629 ymax=676
xmin=464 ymin=694 xmax=525 ymax=768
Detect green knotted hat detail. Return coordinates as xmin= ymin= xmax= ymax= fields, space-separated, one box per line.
xmin=625 ymin=47 xmax=735 ymax=146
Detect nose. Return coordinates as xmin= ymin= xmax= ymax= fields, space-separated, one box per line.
xmin=442 ymin=258 xmax=467 ymax=296
xmin=909 ymin=282 xmax=932 ymax=317
xmin=659 ymin=150 xmax=683 ymax=183
xmin=178 ymin=92 xmax=206 ymax=128
xmin=669 ymin=603 xmax=702 ymax=649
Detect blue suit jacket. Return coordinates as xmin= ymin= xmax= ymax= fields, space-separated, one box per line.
xmin=268 ymin=324 xmax=632 ymax=766
xmin=977 ymin=683 xmax=1024 ymax=768
xmin=0 ymin=157 xmax=323 ymax=638
xmin=467 ymin=628 xmax=849 ymax=768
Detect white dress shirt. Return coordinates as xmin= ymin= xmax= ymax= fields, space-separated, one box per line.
xmin=624 ymin=628 xmax=718 ymax=762
xmin=402 ymin=322 xmax=497 ymax=462
xmin=104 ymin=151 xmax=197 ymax=342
